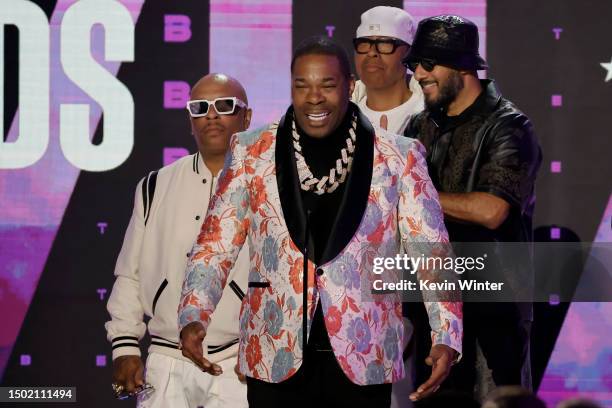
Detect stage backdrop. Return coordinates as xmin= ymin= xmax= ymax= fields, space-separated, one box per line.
xmin=1 ymin=1 xmax=611 ymax=407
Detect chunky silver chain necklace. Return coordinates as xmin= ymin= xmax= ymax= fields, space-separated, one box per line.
xmin=292 ymin=113 xmax=357 ymax=195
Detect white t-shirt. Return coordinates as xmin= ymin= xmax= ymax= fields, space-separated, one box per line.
xmin=353 ymin=76 xmax=424 ymax=135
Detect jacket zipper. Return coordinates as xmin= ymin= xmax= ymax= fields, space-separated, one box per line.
xmin=430 ymin=117 xmax=440 ymax=165
xmin=209 ymin=175 xmax=215 ymax=200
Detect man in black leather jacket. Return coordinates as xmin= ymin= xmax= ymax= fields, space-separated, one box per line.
xmin=403 ymin=15 xmax=542 ymax=399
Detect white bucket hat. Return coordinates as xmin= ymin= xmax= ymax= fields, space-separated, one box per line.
xmin=356 ymin=6 xmax=416 ymax=45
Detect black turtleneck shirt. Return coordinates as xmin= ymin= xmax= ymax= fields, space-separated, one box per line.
xmin=296 ymin=107 xmax=353 ymax=265
xmin=295 ymin=106 xmax=354 ymax=351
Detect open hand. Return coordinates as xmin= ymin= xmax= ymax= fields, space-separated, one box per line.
xmin=409 ymin=344 xmax=457 ymax=401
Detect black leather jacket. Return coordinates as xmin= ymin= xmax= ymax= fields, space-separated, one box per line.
xmin=406 ymin=80 xmax=541 ymax=321
xmin=404 ymin=79 xmax=542 ymax=244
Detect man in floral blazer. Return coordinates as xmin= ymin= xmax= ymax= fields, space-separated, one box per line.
xmin=179 ymin=37 xmax=462 ymax=407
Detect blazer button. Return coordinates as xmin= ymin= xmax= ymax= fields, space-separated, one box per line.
xmin=202 ymin=179 xmax=207 ymax=184
xmin=195 ymin=215 xmax=200 ymax=220
xmin=316 ymin=267 xmax=324 ymax=276
xmin=186 ymin=252 xmax=190 ymax=258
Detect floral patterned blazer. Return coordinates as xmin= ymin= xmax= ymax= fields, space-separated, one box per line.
xmin=179 ymin=108 xmax=462 ymax=385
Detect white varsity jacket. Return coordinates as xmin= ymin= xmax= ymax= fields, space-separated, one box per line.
xmin=105 ymin=152 xmax=249 ymax=364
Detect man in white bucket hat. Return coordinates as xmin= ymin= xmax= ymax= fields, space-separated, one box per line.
xmin=353 ymin=7 xmax=425 ymax=408
xmin=352 ymin=6 xmax=424 ymax=135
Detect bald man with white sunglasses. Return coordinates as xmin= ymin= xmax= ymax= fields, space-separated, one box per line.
xmin=105 ymin=73 xmax=252 ymax=408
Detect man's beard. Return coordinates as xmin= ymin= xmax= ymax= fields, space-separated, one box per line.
xmin=424 ymin=71 xmax=464 ymax=112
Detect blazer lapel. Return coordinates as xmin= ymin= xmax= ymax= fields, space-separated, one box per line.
xmin=319 ymin=107 xmax=374 ymax=265
xmin=275 ymin=110 xmax=315 ymax=261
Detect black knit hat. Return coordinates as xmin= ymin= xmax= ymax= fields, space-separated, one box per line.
xmin=403 ymin=15 xmax=488 ymax=71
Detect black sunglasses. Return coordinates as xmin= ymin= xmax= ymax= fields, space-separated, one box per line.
xmin=353 ymin=38 xmax=408 ymax=55
xmin=405 ymin=58 xmax=437 ymax=72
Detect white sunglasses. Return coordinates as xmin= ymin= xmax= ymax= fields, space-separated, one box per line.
xmin=186 ymin=97 xmax=247 ymax=117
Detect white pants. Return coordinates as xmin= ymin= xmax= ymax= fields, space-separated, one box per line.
xmin=138 ymin=352 xmax=248 ymax=408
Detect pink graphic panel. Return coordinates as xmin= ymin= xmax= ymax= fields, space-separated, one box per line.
xmin=539 ymin=194 xmax=612 ymax=407
xmin=0 ymin=0 xmax=145 ymax=375
xmin=209 ymin=0 xmax=292 ymax=128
